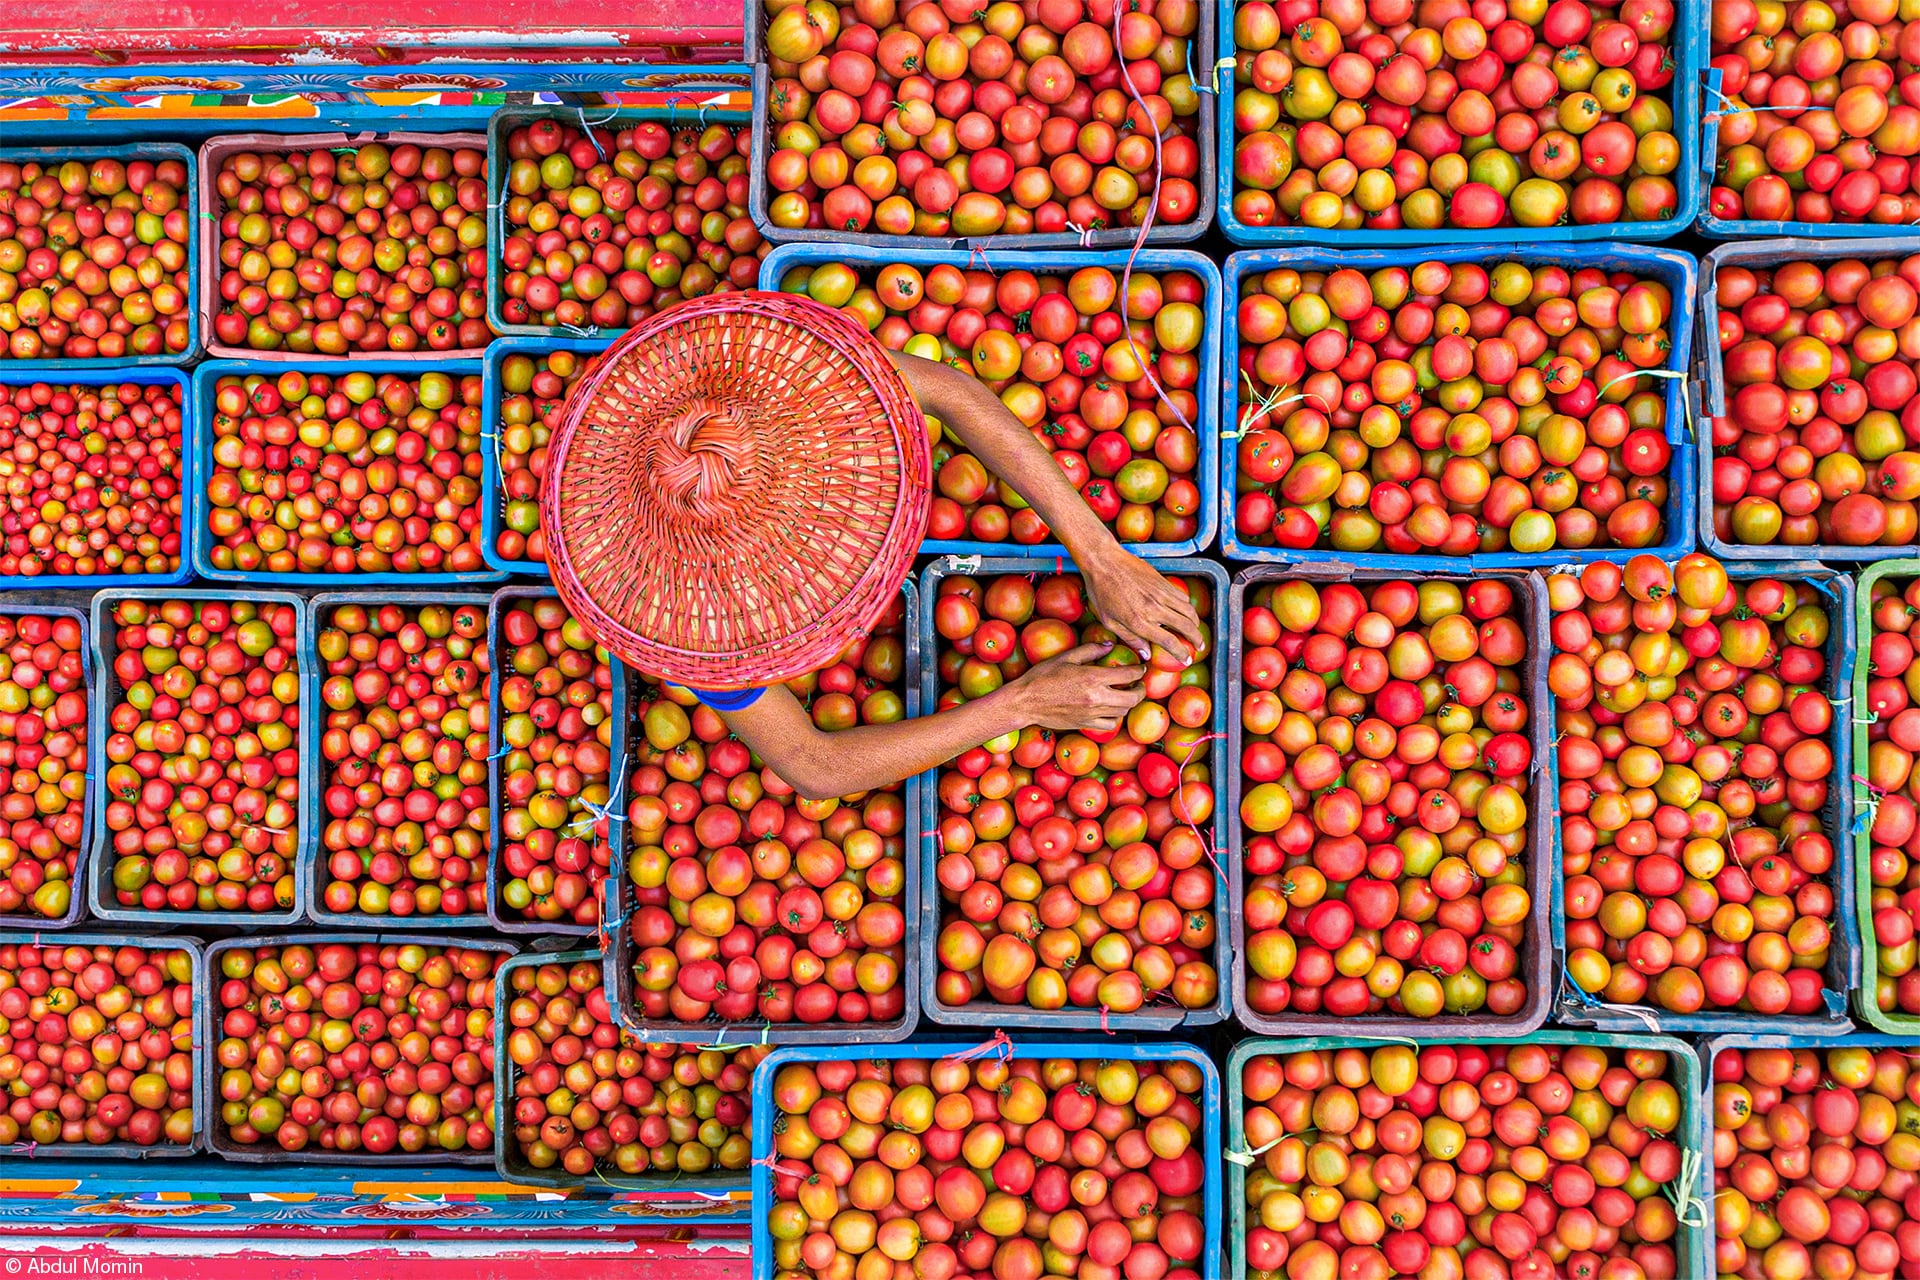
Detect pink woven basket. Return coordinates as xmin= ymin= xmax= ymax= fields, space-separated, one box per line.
xmin=542 ymin=291 xmax=931 ymax=692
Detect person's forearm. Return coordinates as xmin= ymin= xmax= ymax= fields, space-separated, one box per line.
xmin=890 ymin=352 xmax=1124 ymax=568
xmin=732 ymin=684 xmax=1034 ymax=801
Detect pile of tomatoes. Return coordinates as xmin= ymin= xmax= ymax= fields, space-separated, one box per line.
xmin=489 ymin=348 xmax=601 ymax=568
xmin=1710 ymin=253 xmax=1920 ymax=550
xmin=1239 ymin=1042 xmax=1689 ymax=1280
xmin=765 ymin=1054 xmax=1210 ymax=1280
xmin=1238 ymin=576 xmax=1536 ymax=1021
xmin=213 ymin=940 xmax=500 ymax=1157
xmin=623 ymin=594 xmax=912 ymax=1029
xmin=1233 ymin=257 xmax=1680 ymax=557
xmin=0 ymin=611 xmax=87 ymax=921
xmin=0 ymin=156 xmax=194 ymax=361
xmin=493 ymin=594 xmax=615 ymax=929
xmin=1860 ymin=571 xmax=1920 ymax=1019
xmin=502 ymin=955 xmax=763 ymax=1178
xmin=1551 ymin=553 xmax=1842 ymax=1018
xmin=0 ymin=941 xmax=197 ymax=1149
xmin=1711 ymin=1045 xmax=1920 ymax=1279
xmin=0 ymin=379 xmax=186 ymax=581
xmin=498 ymin=116 xmax=765 ymax=330
xmin=1229 ymin=0 xmax=1684 ymax=232
xmin=758 ymin=0 xmax=1205 ymax=238
xmin=208 ymin=142 xmax=491 ymax=355
xmin=204 ymin=369 xmax=489 ymax=577
xmin=930 ymin=569 xmax=1221 ymax=1018
xmin=1709 ymin=0 xmax=1920 ymax=226
xmin=780 ymin=259 xmax=1206 ymax=548
xmin=101 ymin=595 xmax=303 ymax=917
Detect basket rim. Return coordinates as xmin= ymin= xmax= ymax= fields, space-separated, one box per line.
xmin=541 ymin=290 xmax=929 ymax=692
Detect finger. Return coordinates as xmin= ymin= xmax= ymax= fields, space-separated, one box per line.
xmin=1105 ymin=619 xmax=1153 ymax=660
xmin=1134 ymin=620 xmax=1193 ymax=664
xmin=1084 ymin=717 xmax=1120 ymax=734
xmin=1054 ymin=641 xmax=1115 ymax=667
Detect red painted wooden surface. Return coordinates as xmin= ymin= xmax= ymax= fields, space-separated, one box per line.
xmin=0 ymin=0 xmax=748 ymax=60
xmin=0 ymin=1240 xmax=752 ymax=1279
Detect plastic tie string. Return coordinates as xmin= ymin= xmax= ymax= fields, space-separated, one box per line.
xmin=700 ymin=1020 xmax=771 ymax=1051
xmin=750 ymin=1151 xmax=811 ymax=1181
xmin=1560 ymin=975 xmax=1665 ymax=1031
xmin=1854 ymin=773 xmax=1886 ymax=835
xmin=1662 ymin=1149 xmax=1710 ymax=1230
xmin=1590 ymin=367 xmax=1692 ymax=444
xmin=575 ymin=107 xmax=619 ymax=159
xmin=559 ymin=323 xmax=601 ymax=339
xmin=1063 ymin=221 xmax=1098 ymax=248
xmin=942 ymin=1030 xmax=1014 ymax=1064
xmin=1223 ymin=1133 xmax=1285 ymax=1168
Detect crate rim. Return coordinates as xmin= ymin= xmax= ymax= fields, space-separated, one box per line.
xmin=916 ymin=554 xmax=1232 ymax=1031
xmin=1549 ymin=561 xmax=1860 ymax=1035
xmin=200 ymin=930 xmax=517 ymax=1165
xmin=743 ymin=0 xmax=1217 ymax=251
xmin=1216 ymin=242 xmax=1700 ymax=569
xmin=483 ymin=101 xmax=756 ymax=340
xmin=298 ymin=588 xmax=499 ymax=930
xmin=0 ymin=142 xmax=203 ymax=370
xmin=85 ymin=587 xmax=312 ymax=929
xmin=1696 ymin=237 xmax=1920 ymax=560
xmin=0 ymin=595 xmax=94 ymax=929
xmin=749 ymin=1038 xmax=1224 ymax=1280
xmin=1223 ymin=1031 xmax=1705 ymax=1280
xmin=603 ymin=575 xmax=924 ymax=1045
xmin=0 ymin=930 xmax=210 ymax=1158
xmin=1851 ymin=558 xmax=1920 ymax=1034
xmin=476 ymin=334 xmax=616 ymax=577
xmin=0 ymin=366 xmax=195 ymax=589
xmin=1212 ymin=0 xmax=1704 ymax=246
xmin=186 ymin=358 xmax=507 ymax=586
xmin=1224 ymin=562 xmax=1556 ymax=1037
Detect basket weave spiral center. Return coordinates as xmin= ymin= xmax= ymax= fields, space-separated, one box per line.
xmin=542 ymin=291 xmax=930 ymax=692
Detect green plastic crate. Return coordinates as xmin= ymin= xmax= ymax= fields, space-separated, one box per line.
xmin=1853 ymin=559 xmax=1920 ymax=1034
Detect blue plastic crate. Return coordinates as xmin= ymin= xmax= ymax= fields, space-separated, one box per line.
xmin=0 ymin=367 xmax=194 ymax=589
xmin=298 ymin=590 xmax=496 ymax=930
xmin=187 ymin=359 xmax=505 ymax=586
xmin=758 ymin=243 xmax=1223 ymax=560
xmin=1219 ymin=242 xmax=1699 ymax=570
xmin=485 ymin=101 xmax=754 ymax=340
xmin=1223 ymin=564 xmax=1556 ymax=1038
xmin=1228 ymin=1032 xmax=1704 ymax=1280
xmin=1697 ymin=237 xmax=1920 ymax=560
xmin=0 ymin=594 xmax=93 ymax=929
xmin=750 ymin=1039 xmax=1224 ymax=1280
xmin=1549 ymin=562 xmax=1859 ymax=1036
xmin=491 ymin=945 xmax=749 ymax=1207
xmin=0 ymin=930 xmax=209 ymax=1157
xmin=603 ymin=576 xmax=923 ymax=1046
xmin=744 ymin=0 xmax=1215 ymax=250
xmin=85 ymin=588 xmax=310 ymax=929
xmin=917 ymin=555 xmax=1231 ymax=1031
xmin=1215 ymin=0 xmax=1704 ymax=245
xmin=477 ymin=335 xmax=613 ymax=577
xmin=486 ymin=585 xmax=623 ymax=939
xmin=0 ymin=143 xmax=202 ymax=368
xmin=201 ymin=931 xmax=516 ymax=1164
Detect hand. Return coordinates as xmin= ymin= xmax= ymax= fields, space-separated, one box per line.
xmin=1080 ymin=545 xmax=1205 ymax=663
xmin=1007 ymin=643 xmax=1147 ymax=733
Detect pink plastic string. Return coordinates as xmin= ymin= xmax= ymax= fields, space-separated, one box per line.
xmin=942 ymin=1030 xmax=1015 ymax=1064
xmin=751 ymin=1151 xmax=810 ymax=1180
xmin=1109 ymin=0 xmax=1195 ymax=439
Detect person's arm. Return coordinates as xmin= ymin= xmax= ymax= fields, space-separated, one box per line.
xmin=710 ymin=643 xmax=1145 ymax=801
xmin=887 ymin=350 xmax=1205 ymax=663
